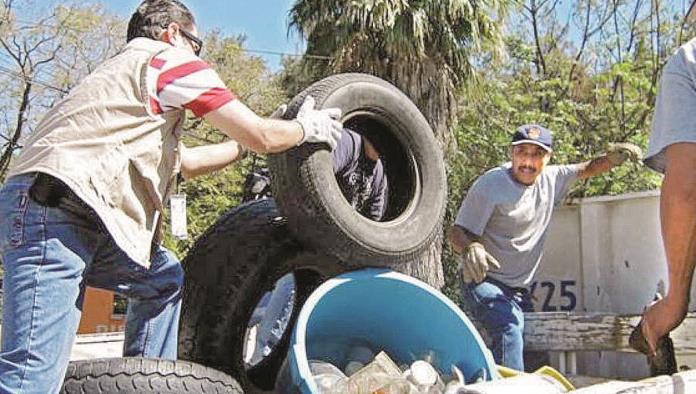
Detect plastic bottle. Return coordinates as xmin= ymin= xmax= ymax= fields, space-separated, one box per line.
xmin=309 ymin=360 xmax=347 ymax=392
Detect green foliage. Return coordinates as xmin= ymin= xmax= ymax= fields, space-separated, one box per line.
xmin=161 ymin=157 xmax=252 ymax=256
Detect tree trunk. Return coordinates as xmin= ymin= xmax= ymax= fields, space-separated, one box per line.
xmin=387 ymin=227 xmax=445 ymax=290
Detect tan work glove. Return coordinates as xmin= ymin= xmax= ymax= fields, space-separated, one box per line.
xmin=458 ymin=242 xmax=501 ymax=284
xmin=606 ymin=142 xmax=643 ymax=166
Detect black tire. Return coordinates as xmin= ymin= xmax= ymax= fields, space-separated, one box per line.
xmin=268 ymin=73 xmax=447 ymax=267
xmin=178 ymin=199 xmax=343 ymax=393
xmin=61 ymin=357 xmax=242 ymax=393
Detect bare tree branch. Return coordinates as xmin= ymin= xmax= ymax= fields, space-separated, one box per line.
xmin=34 ymin=45 xmax=60 ymax=68
xmin=528 ymin=0 xmax=547 ymax=77
xmin=542 ymin=0 xmax=562 ymax=18
xmin=567 ymin=0 xmax=592 ymax=84
xmin=612 ymin=0 xmax=627 ymax=134
xmin=586 ymin=1 xmax=616 ymax=37
xmin=0 ymin=79 xmax=30 ymax=175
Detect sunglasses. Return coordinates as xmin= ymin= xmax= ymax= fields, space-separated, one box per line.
xmin=180 ymin=29 xmax=203 ymax=56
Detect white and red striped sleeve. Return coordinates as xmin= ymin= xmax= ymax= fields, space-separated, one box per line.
xmin=146 ymin=47 xmax=235 ymax=117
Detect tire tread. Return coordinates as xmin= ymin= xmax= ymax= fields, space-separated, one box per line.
xmin=61 ymin=358 xmax=242 ymax=394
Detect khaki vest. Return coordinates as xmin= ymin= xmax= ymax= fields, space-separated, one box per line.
xmin=8 ymin=38 xmax=184 ymax=268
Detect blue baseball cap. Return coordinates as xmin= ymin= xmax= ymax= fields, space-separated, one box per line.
xmin=511 ymin=124 xmax=553 ymax=152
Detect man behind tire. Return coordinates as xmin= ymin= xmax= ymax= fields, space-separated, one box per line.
xmin=0 ymin=1 xmax=342 ymax=392
xmin=333 ymin=128 xmax=388 ymax=221
xmin=448 ymin=124 xmax=642 ymax=371
xmin=632 ymin=0 xmax=696 ymax=370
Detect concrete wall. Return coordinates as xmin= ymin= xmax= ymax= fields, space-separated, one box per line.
xmin=535 ymin=191 xmax=696 ymax=378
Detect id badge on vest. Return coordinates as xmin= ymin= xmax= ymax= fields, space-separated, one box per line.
xmin=170 ymin=194 xmax=188 ymax=240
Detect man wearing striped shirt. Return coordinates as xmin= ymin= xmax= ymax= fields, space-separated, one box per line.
xmin=0 ymin=1 xmax=342 ymax=392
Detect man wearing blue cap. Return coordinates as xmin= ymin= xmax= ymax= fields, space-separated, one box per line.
xmin=448 ymin=125 xmax=641 ymax=371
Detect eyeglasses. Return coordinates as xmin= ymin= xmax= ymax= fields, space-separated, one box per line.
xmin=180 ymin=29 xmax=203 ymax=56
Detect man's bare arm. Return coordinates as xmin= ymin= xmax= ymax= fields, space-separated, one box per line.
xmin=179 ymin=141 xmax=245 ymax=180
xmin=575 ymin=156 xmax=615 ymax=180
xmin=576 ymin=142 xmax=643 ymax=180
xmin=204 ymin=100 xmax=303 ymax=154
xmin=204 ymin=97 xmax=342 ymax=154
xmin=447 ymin=225 xmax=479 ymax=254
xmin=641 ymin=142 xmax=696 ymax=353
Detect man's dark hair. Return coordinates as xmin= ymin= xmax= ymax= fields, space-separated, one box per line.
xmin=127 ymin=0 xmax=195 ymax=42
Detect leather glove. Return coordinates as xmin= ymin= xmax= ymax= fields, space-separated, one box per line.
xmin=295 ymin=96 xmax=343 ymax=151
xmin=606 ymin=142 xmax=643 ymax=165
xmin=458 ymin=242 xmax=501 ymax=284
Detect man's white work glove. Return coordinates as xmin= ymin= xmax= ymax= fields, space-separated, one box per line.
xmin=459 ymin=242 xmax=501 ymax=284
xmin=295 ymin=96 xmax=343 ymax=151
xmin=606 ymin=142 xmax=643 ymax=166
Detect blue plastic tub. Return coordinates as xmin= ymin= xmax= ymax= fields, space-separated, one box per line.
xmin=278 ymin=268 xmax=498 ymax=393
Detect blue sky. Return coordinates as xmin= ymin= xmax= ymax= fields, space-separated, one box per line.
xmin=32 ymin=0 xmax=694 ymax=73
xmin=94 ymin=0 xmax=689 ymax=72
xmin=98 ymin=0 xmax=303 ymax=71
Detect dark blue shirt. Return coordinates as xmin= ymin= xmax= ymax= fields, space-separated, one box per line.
xmin=332 ymin=129 xmax=388 ymax=220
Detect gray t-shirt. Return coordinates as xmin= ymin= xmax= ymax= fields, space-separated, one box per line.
xmin=455 ymin=163 xmax=580 ymax=287
xmin=645 ymin=37 xmax=696 ymax=173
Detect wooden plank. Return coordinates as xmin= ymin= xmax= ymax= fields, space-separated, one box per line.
xmin=522 ymin=312 xmax=696 ymax=353
xmin=523 ymin=312 xmax=630 ymax=352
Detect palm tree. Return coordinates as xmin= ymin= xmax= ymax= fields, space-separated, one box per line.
xmin=289 ymin=0 xmax=510 ymax=145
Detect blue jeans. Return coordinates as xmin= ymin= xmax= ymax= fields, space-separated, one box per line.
xmin=0 ymin=173 xmax=184 ymax=394
xmin=461 ymin=278 xmax=533 ymax=371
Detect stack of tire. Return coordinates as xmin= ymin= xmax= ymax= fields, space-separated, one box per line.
xmin=63 ymin=74 xmax=447 ymax=393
